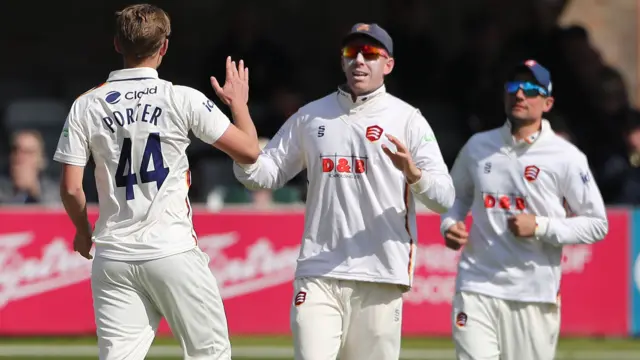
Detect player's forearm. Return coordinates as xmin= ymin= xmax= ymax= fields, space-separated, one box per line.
xmin=60 ymin=187 xmax=91 ymax=234
xmin=229 ymin=103 xmax=258 ymax=143
xmin=534 ymin=215 xmax=608 ymax=246
xmin=409 ymin=171 xmax=455 ymax=214
xmin=233 ymin=156 xmax=285 ymax=190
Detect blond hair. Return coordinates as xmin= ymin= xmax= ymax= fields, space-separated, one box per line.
xmin=114 ymin=4 xmax=171 ymax=59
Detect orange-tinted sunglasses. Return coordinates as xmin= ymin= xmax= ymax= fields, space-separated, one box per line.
xmin=342 ymin=45 xmax=389 ymax=61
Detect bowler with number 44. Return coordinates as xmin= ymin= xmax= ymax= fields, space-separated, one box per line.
xmin=53 ymin=4 xmax=260 ymax=360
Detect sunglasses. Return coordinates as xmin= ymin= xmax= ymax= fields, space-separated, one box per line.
xmin=342 ymin=45 xmax=389 ymax=61
xmin=505 ymin=81 xmax=548 ymax=97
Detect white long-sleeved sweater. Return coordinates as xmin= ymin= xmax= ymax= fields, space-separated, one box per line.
xmin=441 ymin=120 xmax=608 ymax=303
xmin=234 ymin=86 xmax=455 ymax=287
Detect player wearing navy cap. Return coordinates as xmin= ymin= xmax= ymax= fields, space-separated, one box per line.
xmin=441 ymin=60 xmax=608 ymax=360
xmin=234 ymin=23 xmax=454 ymax=360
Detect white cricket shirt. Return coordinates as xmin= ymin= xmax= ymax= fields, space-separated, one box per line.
xmin=441 ymin=120 xmax=608 ymax=303
xmin=54 ymin=67 xmax=230 ymax=261
xmin=234 ymin=85 xmax=455 ymax=287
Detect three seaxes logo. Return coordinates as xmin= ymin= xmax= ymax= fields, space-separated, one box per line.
xmin=0 ymin=232 xmax=300 ymax=308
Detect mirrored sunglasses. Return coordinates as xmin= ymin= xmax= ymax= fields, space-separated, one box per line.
xmin=342 ymin=45 xmax=389 ymax=61
xmin=505 ymin=81 xmax=549 ymax=97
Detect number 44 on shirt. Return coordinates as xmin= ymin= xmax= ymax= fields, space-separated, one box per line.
xmin=115 ymin=133 xmax=169 ymax=200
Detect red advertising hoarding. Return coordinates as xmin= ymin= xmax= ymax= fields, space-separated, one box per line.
xmin=0 ymin=208 xmax=628 ymax=336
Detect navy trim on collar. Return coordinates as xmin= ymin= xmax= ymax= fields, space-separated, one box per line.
xmin=107 ymin=77 xmax=156 ymax=82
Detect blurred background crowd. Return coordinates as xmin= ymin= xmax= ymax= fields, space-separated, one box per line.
xmin=1 ymin=0 xmax=639 ymax=210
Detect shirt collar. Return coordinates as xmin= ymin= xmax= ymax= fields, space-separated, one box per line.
xmin=107 ymin=67 xmax=159 ymax=82
xmin=500 ymin=118 xmax=551 ymax=147
xmin=337 ymin=84 xmax=386 ymax=111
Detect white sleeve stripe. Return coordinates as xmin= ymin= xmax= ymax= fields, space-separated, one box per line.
xmin=53 ymin=153 xmax=87 ymax=166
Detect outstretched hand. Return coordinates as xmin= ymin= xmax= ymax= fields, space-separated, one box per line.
xmin=382 ymin=134 xmax=421 ymax=183
xmin=211 ymin=56 xmax=249 ymax=106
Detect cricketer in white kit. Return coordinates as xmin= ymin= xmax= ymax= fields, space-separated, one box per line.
xmin=234 ymin=23 xmax=455 ymax=360
xmin=441 ymin=60 xmax=608 ymax=360
xmin=53 ymin=4 xmax=261 ymax=360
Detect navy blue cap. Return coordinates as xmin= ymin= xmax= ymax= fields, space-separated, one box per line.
xmin=511 ymin=60 xmax=552 ymax=95
xmin=342 ymin=23 xmax=393 ymax=56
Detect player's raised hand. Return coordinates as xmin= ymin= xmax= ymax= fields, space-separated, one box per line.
xmin=507 ymin=214 xmax=537 ymax=237
xmin=211 ymin=56 xmax=249 ymax=106
xmin=382 ymin=134 xmax=422 ymax=183
xmin=444 ymin=222 xmax=468 ymax=250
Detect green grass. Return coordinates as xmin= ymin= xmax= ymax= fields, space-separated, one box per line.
xmin=0 ymin=358 xmax=275 ymax=360
xmin=0 ymin=336 xmax=639 ymax=359
xmin=1 ymin=335 xmax=640 ymax=349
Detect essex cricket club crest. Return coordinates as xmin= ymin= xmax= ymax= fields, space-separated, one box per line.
xmin=455 ymin=312 xmax=467 ymax=327
xmin=524 ymin=165 xmax=540 ymax=182
xmin=356 ymin=24 xmax=370 ymax=32
xmin=365 ymin=125 xmax=384 ymax=142
xmin=294 ymin=291 xmax=306 ymax=306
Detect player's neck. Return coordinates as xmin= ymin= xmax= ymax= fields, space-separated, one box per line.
xmin=510 ymin=118 xmax=542 ymax=141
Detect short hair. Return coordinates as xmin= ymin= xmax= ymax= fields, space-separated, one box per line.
xmin=114 ymin=4 xmax=171 ymax=59
xmin=12 ymin=129 xmax=45 ymax=152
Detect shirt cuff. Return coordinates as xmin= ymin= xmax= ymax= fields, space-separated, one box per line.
xmin=235 ymin=161 xmax=259 ymax=173
xmin=440 ymin=217 xmax=458 ymax=237
xmin=535 ymin=216 xmax=550 ymax=237
xmin=408 ymin=171 xmax=433 ymax=194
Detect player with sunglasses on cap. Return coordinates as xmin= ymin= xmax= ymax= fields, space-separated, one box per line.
xmin=234 ymin=23 xmax=454 ymax=360
xmin=441 ymin=60 xmax=608 ymax=360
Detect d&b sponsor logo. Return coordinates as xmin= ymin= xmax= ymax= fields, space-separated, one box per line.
xmin=320 ymin=154 xmax=368 ymax=179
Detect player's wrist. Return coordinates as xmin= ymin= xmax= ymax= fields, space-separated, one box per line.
xmin=405 ymin=165 xmax=422 ymax=185
xmin=229 ymin=102 xmax=249 ymax=114
xmin=76 ymin=220 xmax=93 ymax=237
xmin=534 ymin=216 xmax=550 ymax=238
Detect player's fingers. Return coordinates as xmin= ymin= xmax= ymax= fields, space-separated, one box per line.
xmin=386 ymin=134 xmax=406 ymax=152
xmin=238 ymin=59 xmax=245 ymax=80
xmin=231 ymin=61 xmax=239 ymax=79
xmin=445 ymin=238 xmax=462 ymax=250
xmin=381 ymin=144 xmax=395 ymax=158
xmin=225 ymin=56 xmax=233 ymax=80
xmin=448 ymin=229 xmax=466 ymax=240
xmin=210 ymin=77 xmax=223 ymax=93
xmin=245 ymin=67 xmax=249 ymax=83
xmin=456 ymin=228 xmax=469 ymax=238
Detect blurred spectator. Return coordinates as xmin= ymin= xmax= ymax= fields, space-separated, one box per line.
xmin=0 ymin=130 xmax=59 ymax=205
xmin=552 ymin=26 xmax=605 ymax=135
xmin=605 ymin=121 xmax=640 ymax=205
xmin=586 ymin=66 xmax=640 ymax=203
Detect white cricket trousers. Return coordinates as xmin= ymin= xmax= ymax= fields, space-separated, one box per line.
xmin=290 ymin=277 xmax=403 ymax=360
xmin=91 ymin=247 xmax=231 ymax=360
xmin=452 ymin=291 xmax=560 ymax=360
